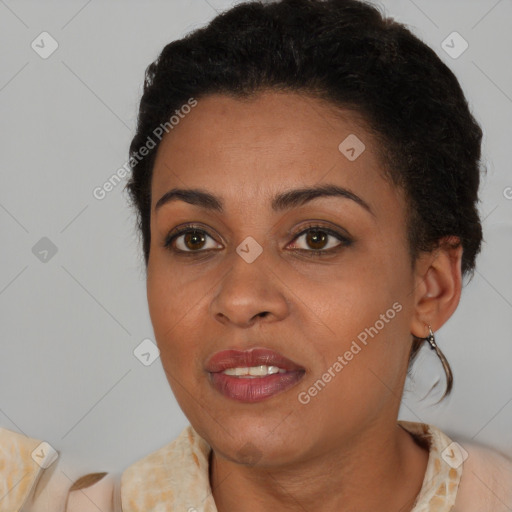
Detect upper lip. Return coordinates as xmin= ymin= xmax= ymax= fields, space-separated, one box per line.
xmin=205 ymin=347 xmax=306 ymax=373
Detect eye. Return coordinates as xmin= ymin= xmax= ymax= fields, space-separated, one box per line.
xmin=163 ymin=222 xmax=352 ymax=257
xmin=287 ymin=224 xmax=352 ymax=256
xmin=163 ymin=223 xmax=221 ymax=253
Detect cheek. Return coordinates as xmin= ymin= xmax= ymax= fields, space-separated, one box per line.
xmin=299 ymin=309 xmax=409 ymax=433
xmin=147 ymin=266 xmax=175 ymax=338
xmin=147 ymin=275 xmax=204 ymax=417
xmin=299 ymin=251 xmax=411 ymax=409
xmin=147 ymin=250 xmax=197 ymax=330
xmin=146 ymin=246 xmax=227 ymax=402
xmin=146 ymin=262 xmax=195 ymax=364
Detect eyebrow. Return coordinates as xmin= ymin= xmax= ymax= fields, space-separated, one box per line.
xmin=154 ymin=184 xmax=375 ymax=217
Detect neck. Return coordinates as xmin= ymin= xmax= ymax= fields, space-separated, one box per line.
xmin=209 ymin=421 xmax=429 ymax=512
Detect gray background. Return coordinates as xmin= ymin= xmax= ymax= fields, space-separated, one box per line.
xmin=1 ymin=0 xmax=511 ymax=480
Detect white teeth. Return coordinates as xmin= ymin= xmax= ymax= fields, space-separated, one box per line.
xmin=222 ymin=365 xmax=287 ymax=377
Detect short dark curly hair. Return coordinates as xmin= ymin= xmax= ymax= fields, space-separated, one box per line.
xmin=124 ymin=0 xmax=484 ymax=400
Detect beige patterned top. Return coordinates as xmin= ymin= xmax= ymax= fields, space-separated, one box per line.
xmin=1 ymin=420 xmax=511 ymax=511
xmin=119 ymin=420 xmax=512 ymax=512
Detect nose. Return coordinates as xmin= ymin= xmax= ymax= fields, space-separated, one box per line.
xmin=210 ymin=248 xmax=290 ymax=328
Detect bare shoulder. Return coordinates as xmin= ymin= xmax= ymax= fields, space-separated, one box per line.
xmin=454 ymin=441 xmax=512 ymax=512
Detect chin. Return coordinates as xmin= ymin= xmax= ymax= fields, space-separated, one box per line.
xmin=214 ymin=436 xmax=303 ymax=468
xmin=199 ymin=416 xmax=309 ymax=466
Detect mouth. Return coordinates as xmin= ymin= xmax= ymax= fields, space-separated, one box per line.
xmin=205 ymin=347 xmax=306 ymax=403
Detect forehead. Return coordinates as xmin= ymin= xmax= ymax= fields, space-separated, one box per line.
xmin=150 ymin=91 xmax=394 ymax=213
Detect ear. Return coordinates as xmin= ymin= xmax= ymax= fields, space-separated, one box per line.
xmin=409 ymin=236 xmax=463 ymax=338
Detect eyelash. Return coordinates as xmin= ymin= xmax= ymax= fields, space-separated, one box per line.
xmin=163 ymin=222 xmax=352 ymax=258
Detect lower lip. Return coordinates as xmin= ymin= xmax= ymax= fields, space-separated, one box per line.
xmin=209 ymin=371 xmax=305 ymax=402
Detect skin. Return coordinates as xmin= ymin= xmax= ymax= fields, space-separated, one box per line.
xmin=146 ymin=90 xmax=463 ymax=512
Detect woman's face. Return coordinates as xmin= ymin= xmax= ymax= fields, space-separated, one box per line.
xmin=147 ymin=90 xmax=421 ymax=466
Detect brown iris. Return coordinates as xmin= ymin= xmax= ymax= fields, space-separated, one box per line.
xmin=305 ymin=229 xmax=328 ymax=250
xmin=184 ymin=230 xmax=207 ymax=250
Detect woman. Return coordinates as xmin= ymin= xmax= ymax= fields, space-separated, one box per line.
xmin=3 ymin=0 xmax=511 ymax=510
